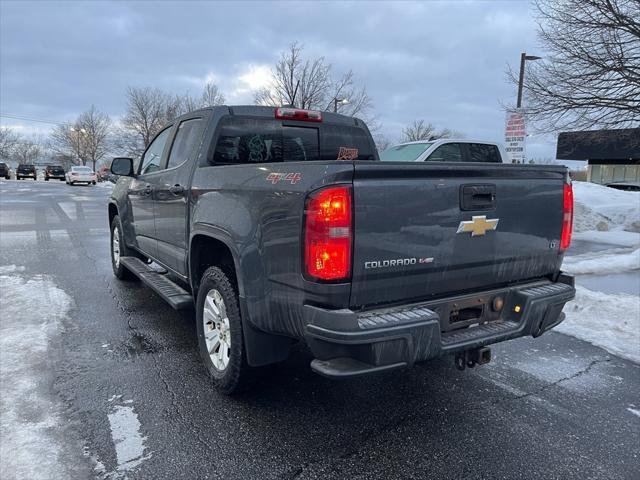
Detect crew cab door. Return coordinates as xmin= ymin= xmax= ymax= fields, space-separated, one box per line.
xmin=129 ymin=125 xmax=173 ymax=259
xmin=152 ymin=115 xmax=206 ymax=274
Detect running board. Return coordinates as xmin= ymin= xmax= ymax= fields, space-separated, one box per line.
xmin=120 ymin=256 xmax=193 ymax=310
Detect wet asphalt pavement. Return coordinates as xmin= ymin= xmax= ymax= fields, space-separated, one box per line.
xmin=1 ymin=179 xmax=639 ymax=480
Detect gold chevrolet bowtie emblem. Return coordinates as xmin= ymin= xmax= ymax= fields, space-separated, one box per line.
xmin=456 ymin=215 xmax=499 ymax=236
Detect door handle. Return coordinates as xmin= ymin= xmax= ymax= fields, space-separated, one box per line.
xmin=144 ymin=184 xmax=153 ymax=195
xmin=460 ymin=184 xmax=496 ymax=211
xmin=169 ymin=184 xmax=184 ymax=195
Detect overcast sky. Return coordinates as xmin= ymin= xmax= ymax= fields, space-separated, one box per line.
xmin=0 ymin=0 xmax=559 ymax=159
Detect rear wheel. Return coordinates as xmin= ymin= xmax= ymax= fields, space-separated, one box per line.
xmin=196 ymin=266 xmax=252 ymax=394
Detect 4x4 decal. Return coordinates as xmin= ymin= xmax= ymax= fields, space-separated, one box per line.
xmin=266 ymin=172 xmax=302 ymax=185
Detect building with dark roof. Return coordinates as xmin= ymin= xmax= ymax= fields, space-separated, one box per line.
xmin=556 ymin=128 xmax=639 ymax=185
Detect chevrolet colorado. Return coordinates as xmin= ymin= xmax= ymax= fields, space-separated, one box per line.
xmin=108 ymin=106 xmax=576 ymax=393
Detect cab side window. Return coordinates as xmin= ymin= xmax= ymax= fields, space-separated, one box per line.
xmin=140 ymin=127 xmax=172 ymax=175
xmin=426 ymin=143 xmax=463 ymax=162
xmin=167 ymin=119 xmax=204 ymax=169
xmin=468 ymin=143 xmax=502 ymax=163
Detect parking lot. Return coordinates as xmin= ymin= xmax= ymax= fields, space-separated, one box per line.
xmin=0 ymin=178 xmax=638 ymax=479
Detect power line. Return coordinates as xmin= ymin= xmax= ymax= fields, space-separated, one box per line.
xmin=0 ymin=113 xmax=68 ymax=126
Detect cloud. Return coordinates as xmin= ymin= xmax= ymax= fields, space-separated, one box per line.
xmin=0 ymin=1 xmax=556 ymax=157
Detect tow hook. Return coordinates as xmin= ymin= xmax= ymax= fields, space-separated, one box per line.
xmin=455 ymin=347 xmax=492 ymax=370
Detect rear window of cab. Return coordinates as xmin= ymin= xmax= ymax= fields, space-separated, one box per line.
xmin=209 ymin=117 xmax=376 ymax=165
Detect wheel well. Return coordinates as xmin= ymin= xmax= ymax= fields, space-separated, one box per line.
xmin=108 ymin=203 xmax=118 ymax=227
xmin=190 ymin=235 xmax=238 ymax=294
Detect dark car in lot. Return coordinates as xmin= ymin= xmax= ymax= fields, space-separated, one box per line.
xmin=108 ymin=105 xmax=576 ymax=394
xmin=0 ymin=162 xmax=10 ymax=180
xmin=44 ymin=165 xmax=66 ymax=181
xmin=16 ymin=164 xmax=36 ymax=180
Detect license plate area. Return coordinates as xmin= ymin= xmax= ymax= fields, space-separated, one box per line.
xmin=435 ymin=293 xmax=504 ymax=332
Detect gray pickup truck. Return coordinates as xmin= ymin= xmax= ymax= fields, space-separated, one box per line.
xmin=109 ymin=106 xmax=576 ymax=393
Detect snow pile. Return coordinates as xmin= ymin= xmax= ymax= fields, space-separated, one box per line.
xmin=572 ymin=181 xmax=640 ymax=233
xmin=0 ymin=271 xmax=86 ymax=479
xmin=96 ymin=181 xmax=115 ymax=190
xmin=563 ymin=248 xmax=640 ymax=275
xmin=557 ymin=286 xmax=640 ymax=363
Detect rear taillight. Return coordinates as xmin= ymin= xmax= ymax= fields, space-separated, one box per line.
xmin=275 ymin=107 xmax=322 ymax=122
xmin=304 ymin=186 xmax=352 ymax=281
xmin=560 ymin=181 xmax=573 ymax=251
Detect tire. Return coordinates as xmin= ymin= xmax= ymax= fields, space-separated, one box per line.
xmin=45 ymin=177 xmax=49 ymax=181
xmin=196 ymin=266 xmax=252 ymax=394
xmin=110 ymin=215 xmax=136 ymax=280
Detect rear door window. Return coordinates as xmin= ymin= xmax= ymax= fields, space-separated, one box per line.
xmin=467 ymin=143 xmax=502 ymax=163
xmin=210 ymin=117 xmax=374 ymax=165
xmin=425 ymin=143 xmax=463 ymax=162
xmin=166 ymin=118 xmax=204 ymax=169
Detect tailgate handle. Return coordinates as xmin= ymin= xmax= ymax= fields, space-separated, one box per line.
xmin=460 ymin=184 xmax=496 ymax=211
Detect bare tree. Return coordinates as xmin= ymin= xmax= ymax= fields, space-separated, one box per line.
xmin=0 ymin=126 xmax=21 ymax=160
xmin=50 ymin=122 xmax=87 ymax=165
xmin=255 ymin=42 xmax=373 ymax=118
xmin=122 ymin=83 xmax=226 ymax=154
xmin=201 ymin=82 xmax=226 ymax=107
xmin=77 ymin=105 xmax=111 ymax=171
xmin=12 ymin=139 xmax=41 ymax=164
xmin=123 ymin=86 xmax=168 ymax=148
xmin=401 ymin=120 xmax=460 ymax=142
xmin=508 ymin=0 xmax=640 ymax=131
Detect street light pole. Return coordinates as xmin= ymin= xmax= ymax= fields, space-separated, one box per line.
xmin=516 ymin=52 xmax=542 ymax=109
xmin=70 ymin=127 xmax=87 ymax=165
xmin=333 ymin=97 xmax=349 ymax=113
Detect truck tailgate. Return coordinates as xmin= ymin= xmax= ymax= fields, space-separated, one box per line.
xmin=350 ymin=163 xmax=567 ymax=308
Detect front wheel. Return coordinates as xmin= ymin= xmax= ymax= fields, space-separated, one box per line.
xmin=196 ymin=266 xmax=252 ymax=394
xmin=110 ymin=215 xmax=135 ymax=280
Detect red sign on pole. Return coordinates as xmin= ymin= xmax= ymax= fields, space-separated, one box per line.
xmin=504 ymin=110 xmax=526 ymax=163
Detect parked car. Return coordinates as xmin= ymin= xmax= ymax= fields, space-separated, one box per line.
xmin=44 ymin=165 xmax=66 ymax=181
xmin=16 ymin=164 xmax=36 ymax=180
xmin=65 ymin=166 xmax=97 ymax=185
xmin=606 ymin=181 xmax=640 ymax=191
xmin=108 ymin=106 xmax=575 ymax=394
xmin=380 ymin=139 xmax=508 ymax=163
xmin=0 ymin=162 xmax=10 ymax=180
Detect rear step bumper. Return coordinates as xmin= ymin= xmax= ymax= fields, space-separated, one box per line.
xmin=305 ymin=275 xmax=575 ymax=379
xmin=120 ymin=257 xmax=193 ymax=310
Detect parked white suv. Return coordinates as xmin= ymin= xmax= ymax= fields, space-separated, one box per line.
xmin=380 ymin=139 xmax=508 ymax=163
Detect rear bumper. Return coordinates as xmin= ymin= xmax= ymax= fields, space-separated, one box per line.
xmin=304 ymin=275 xmax=575 ymax=378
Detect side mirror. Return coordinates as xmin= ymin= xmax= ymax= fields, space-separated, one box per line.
xmin=111 ymin=157 xmax=134 ymax=177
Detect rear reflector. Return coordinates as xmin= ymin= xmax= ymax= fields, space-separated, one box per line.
xmin=560 ymin=182 xmax=573 ymax=251
xmin=275 ymin=107 xmax=322 ymax=122
xmin=304 ymin=186 xmax=352 ymax=281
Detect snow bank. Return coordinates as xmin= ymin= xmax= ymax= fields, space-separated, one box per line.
xmin=572 ymin=181 xmax=640 ymax=233
xmin=557 ymin=286 xmax=640 ymax=363
xmin=0 ymin=272 xmax=86 ymax=479
xmin=563 ymin=248 xmax=640 ymax=275
xmin=572 ymin=230 xmax=640 ymax=247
